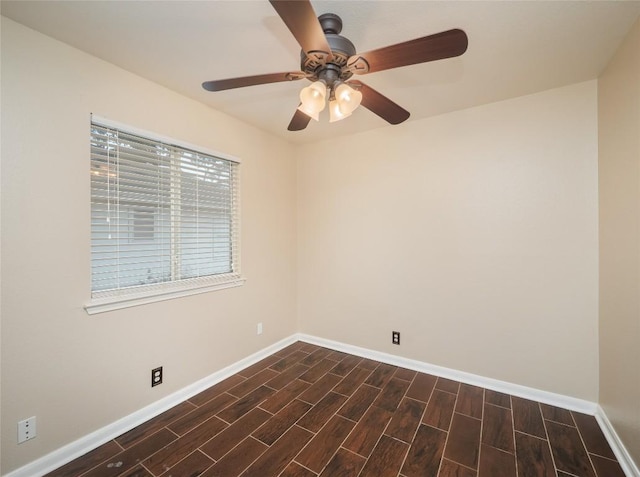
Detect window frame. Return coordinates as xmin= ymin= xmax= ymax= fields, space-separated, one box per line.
xmin=85 ymin=115 xmax=244 ymax=315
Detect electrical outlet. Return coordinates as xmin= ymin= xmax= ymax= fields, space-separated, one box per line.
xmin=151 ymin=367 xmax=163 ymax=387
xmin=392 ymin=331 xmax=400 ymax=345
xmin=18 ymin=416 xmax=37 ymax=444
xmin=257 ymin=322 xmax=263 ymax=335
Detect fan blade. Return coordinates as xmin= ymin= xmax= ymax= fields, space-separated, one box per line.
xmin=288 ymin=107 xmax=312 ymax=131
xmin=269 ymin=0 xmax=332 ymax=61
xmin=202 ymin=72 xmax=306 ymax=92
xmin=348 ymin=29 xmax=468 ymax=75
xmin=349 ymin=80 xmax=410 ymax=125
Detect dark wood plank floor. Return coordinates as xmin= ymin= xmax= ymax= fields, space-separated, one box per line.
xmin=45 ymin=341 xmax=625 ymax=477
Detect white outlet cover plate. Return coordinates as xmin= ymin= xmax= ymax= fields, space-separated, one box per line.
xmin=18 ymin=416 xmax=37 ymax=444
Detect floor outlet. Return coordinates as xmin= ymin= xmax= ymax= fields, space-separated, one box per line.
xmin=151 ymin=366 xmax=163 ymax=387
xmin=392 ymin=331 xmax=401 ymax=345
xmin=18 ymin=416 xmax=36 ymax=444
xmin=257 ymin=322 xmax=263 ymax=335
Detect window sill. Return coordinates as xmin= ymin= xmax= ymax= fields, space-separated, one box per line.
xmin=85 ymin=276 xmax=246 ymax=315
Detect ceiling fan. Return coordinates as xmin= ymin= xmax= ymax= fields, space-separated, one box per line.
xmin=202 ymin=0 xmax=468 ymax=131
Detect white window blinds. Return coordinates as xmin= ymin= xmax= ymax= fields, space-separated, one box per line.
xmin=89 ymin=119 xmax=241 ymax=309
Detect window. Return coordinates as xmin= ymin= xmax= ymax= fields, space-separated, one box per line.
xmin=87 ymin=117 xmax=242 ymax=314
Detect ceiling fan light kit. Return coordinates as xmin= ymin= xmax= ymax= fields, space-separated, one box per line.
xmin=202 ymin=0 xmax=468 ymax=131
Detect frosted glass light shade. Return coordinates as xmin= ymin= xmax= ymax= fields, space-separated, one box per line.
xmin=334 ymin=83 xmax=362 ymax=115
xmin=298 ymin=81 xmax=327 ymax=121
xmin=329 ymin=99 xmax=352 ymax=122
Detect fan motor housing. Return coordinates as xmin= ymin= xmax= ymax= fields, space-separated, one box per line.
xmin=300 ymin=13 xmax=356 ymax=83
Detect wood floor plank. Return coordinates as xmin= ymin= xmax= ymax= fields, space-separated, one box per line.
xmin=512 ymin=397 xmax=546 ymax=439
xmin=160 ymin=450 xmax=213 ymax=477
xmin=546 ymin=420 xmax=597 ymax=477
xmin=298 ymin=372 xmax=342 ymax=404
xmin=216 ymin=385 xmax=274 ymax=424
xmin=540 ymin=403 xmax=574 ymax=426
xmin=295 ymin=415 xmax=356 ymax=473
xmin=422 ymin=389 xmax=457 ymax=431
xmin=405 ymin=372 xmax=437 ymax=402
xmin=119 ymin=466 xmax=153 ymax=477
xmin=571 ymin=411 xmax=617 ymax=459
xmin=253 ymin=399 xmax=311 ymax=445
xmin=485 ymin=389 xmax=512 ymax=409
xmin=240 ymin=425 xmax=313 ymax=477
xmin=438 ymin=459 xmax=477 ymax=477
xmin=297 ymin=391 xmax=348 ymax=432
xmin=299 ymin=342 xmax=322 ymax=353
xmin=264 ymin=363 xmax=310 ymax=390
xmin=444 ymin=413 xmax=482 ymax=470
xmin=514 ymin=431 xmax=555 ymax=477
xmin=259 ymin=378 xmax=310 ymax=414
xmin=168 ymin=393 xmax=237 ymax=435
xmin=359 ymin=434 xmax=409 ymax=477
xmin=325 ymin=350 xmax=349 ymax=362
xmin=200 ymin=408 xmax=271 ymax=461
xmin=394 ymin=367 xmax=417 ymax=381
xmin=343 ymin=405 xmax=393 ymax=457
xmin=84 ymin=428 xmax=177 ymax=477
xmin=364 ymin=363 xmax=397 ymax=388
xmin=482 ymin=403 xmax=515 ymax=453
xmin=300 ymin=347 xmax=332 ymax=366
xmin=478 ymin=444 xmax=516 ymax=477
xmin=201 ymin=437 xmax=267 ymax=477
xmin=330 ymin=354 xmax=363 ymax=377
xmin=372 ymin=376 xmax=411 ymax=412
xmin=358 ymin=358 xmax=382 ymax=370
xmin=280 ymin=462 xmax=317 ymax=477
xmin=401 ymin=424 xmax=447 ymax=477
xmin=590 ymin=454 xmax=627 ymax=477
xmin=269 ymin=350 xmax=309 ymax=372
xmin=319 ymin=448 xmax=366 ymax=477
xmin=337 ymin=384 xmax=380 ymax=421
xmin=142 ymin=418 xmax=226 ymax=475
xmin=385 ymin=397 xmax=426 ymax=443
xmin=333 ymin=367 xmax=372 ymax=396
xmin=298 ymin=358 xmax=337 ymax=383
xmin=227 ymin=368 xmax=279 ymax=398
xmin=435 ymin=377 xmax=461 ymax=394
xmin=456 ymin=384 xmax=484 ymax=419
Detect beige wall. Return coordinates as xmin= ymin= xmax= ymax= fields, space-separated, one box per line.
xmin=297 ymin=81 xmax=600 ymax=400
xmin=598 ymin=17 xmax=640 ymax=466
xmin=0 ymin=18 xmax=297 ymax=474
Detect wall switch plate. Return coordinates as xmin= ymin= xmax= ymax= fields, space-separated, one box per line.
xmin=257 ymin=322 xmax=263 ymax=335
xmin=151 ymin=367 xmax=163 ymax=387
xmin=392 ymin=331 xmax=400 ymax=345
xmin=18 ymin=416 xmax=37 ymax=444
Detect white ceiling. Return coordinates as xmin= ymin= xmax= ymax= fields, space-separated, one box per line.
xmin=2 ymin=0 xmax=640 ymax=144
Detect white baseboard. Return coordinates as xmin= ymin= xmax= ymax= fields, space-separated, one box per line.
xmin=6 ymin=333 xmax=638 ymax=477
xmin=297 ymin=334 xmax=598 ymax=414
xmin=595 ymin=405 xmax=640 ymax=477
xmin=4 ymin=335 xmax=298 ymax=477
